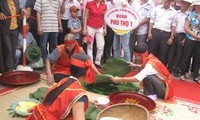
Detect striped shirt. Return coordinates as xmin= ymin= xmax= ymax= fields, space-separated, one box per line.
xmin=34 ymin=0 xmax=60 ymax=32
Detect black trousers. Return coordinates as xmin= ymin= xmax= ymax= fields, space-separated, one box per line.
xmin=0 ymin=32 xmax=4 ymax=73
xmin=193 ymin=41 xmax=200 ymax=78
xmin=103 ymin=26 xmax=114 ymax=63
xmin=167 ymin=33 xmax=185 ymax=71
xmin=129 ymin=32 xmax=147 ymax=61
xmin=180 ymin=38 xmax=200 ymax=78
xmin=143 ymin=75 xmax=166 ymax=99
xmin=148 ymin=28 xmax=171 ymax=65
xmin=29 ymin=19 xmax=40 ymax=46
xmin=2 ymin=28 xmax=19 ymax=72
xmin=57 ymin=19 xmax=70 ymax=45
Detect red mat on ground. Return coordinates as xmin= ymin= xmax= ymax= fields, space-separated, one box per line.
xmin=126 ymin=70 xmax=200 ymax=103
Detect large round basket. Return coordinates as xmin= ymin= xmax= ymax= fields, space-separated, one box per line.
xmin=96 ymin=103 xmax=149 ymax=120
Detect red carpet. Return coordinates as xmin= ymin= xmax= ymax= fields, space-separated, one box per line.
xmin=126 ymin=71 xmax=200 ymax=104
xmin=173 ymin=78 xmax=200 ymax=104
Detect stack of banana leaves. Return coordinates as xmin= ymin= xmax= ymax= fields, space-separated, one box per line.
xmin=82 ymin=58 xmax=139 ymax=95
xmin=29 ymin=87 xmax=49 ymax=102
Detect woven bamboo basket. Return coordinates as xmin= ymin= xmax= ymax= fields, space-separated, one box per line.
xmin=96 ymin=103 xmax=149 ymax=120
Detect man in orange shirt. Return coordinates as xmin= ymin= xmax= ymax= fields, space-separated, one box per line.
xmin=46 ymin=33 xmax=100 ymax=85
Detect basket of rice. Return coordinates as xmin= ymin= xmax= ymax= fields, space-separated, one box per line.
xmin=96 ymin=103 xmax=149 ymax=120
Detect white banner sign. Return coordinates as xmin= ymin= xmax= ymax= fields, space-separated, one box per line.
xmin=104 ymin=5 xmax=140 ymax=35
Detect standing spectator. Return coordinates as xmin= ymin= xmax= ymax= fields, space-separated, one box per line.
xmin=83 ymin=0 xmax=107 ymax=67
xmin=103 ymin=0 xmax=115 ymax=63
xmin=34 ymin=0 xmax=62 ymax=62
xmin=167 ymin=0 xmax=192 ymax=76
xmin=25 ymin=0 xmax=40 ymax=46
xmin=148 ymin=0 xmax=176 ymax=65
xmin=58 ymin=0 xmax=81 ymax=45
xmin=68 ymin=5 xmax=82 ymax=46
xmin=112 ymin=0 xmax=132 ymax=62
xmin=129 ymin=0 xmax=154 ymax=61
xmin=0 ymin=25 xmax=4 ymax=73
xmin=180 ymin=0 xmax=200 ymax=83
xmin=0 ymin=0 xmax=22 ymax=72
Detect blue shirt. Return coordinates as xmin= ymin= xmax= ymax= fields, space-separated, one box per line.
xmin=185 ymin=11 xmax=200 ymax=41
xmin=68 ymin=18 xmax=81 ymax=39
xmin=18 ymin=32 xmax=37 ymax=46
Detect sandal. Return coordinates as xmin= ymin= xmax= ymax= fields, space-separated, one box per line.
xmin=193 ymin=78 xmax=200 ymax=84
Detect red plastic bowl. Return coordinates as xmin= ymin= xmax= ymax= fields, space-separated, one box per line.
xmin=109 ymin=91 xmax=156 ymax=111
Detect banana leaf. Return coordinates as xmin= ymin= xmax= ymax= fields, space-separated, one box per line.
xmin=102 ymin=58 xmax=131 ymax=77
xmin=29 ymin=87 xmax=49 ymax=102
xmin=117 ymin=83 xmax=140 ymax=92
xmin=85 ymin=103 xmax=99 ymax=120
xmin=94 ymin=74 xmax=113 ymax=84
xmin=83 ymin=82 xmax=139 ymax=96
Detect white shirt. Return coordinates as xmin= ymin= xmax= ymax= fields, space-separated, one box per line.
xmin=175 ymin=10 xmax=190 ymax=33
xmin=150 ymin=5 xmax=176 ymax=32
xmin=132 ymin=0 xmax=154 ymax=35
xmin=60 ymin=0 xmax=81 ymax=20
xmin=134 ymin=63 xmax=165 ymax=82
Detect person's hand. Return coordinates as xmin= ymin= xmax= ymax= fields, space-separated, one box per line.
xmin=127 ymin=62 xmax=136 ymax=67
xmin=0 ymin=12 xmax=6 ymax=20
xmin=111 ymin=77 xmax=122 ymax=83
xmin=180 ymin=39 xmax=185 ymax=46
xmin=134 ymin=27 xmax=139 ymax=33
xmin=195 ymin=35 xmax=200 ymax=41
xmin=167 ymin=38 xmax=173 ymax=45
xmin=21 ymin=9 xmax=28 ymax=16
xmin=83 ymin=28 xmax=87 ymax=35
xmin=47 ymin=72 xmax=54 ymax=85
xmin=121 ymin=2 xmax=127 ymax=7
xmin=93 ymin=100 xmax=104 ymax=110
xmin=103 ymin=28 xmax=107 ymax=36
xmin=27 ymin=107 xmax=34 ymax=113
xmin=148 ymin=32 xmax=152 ymax=40
xmin=59 ymin=26 xmax=63 ymax=33
xmin=37 ymin=26 xmax=43 ymax=36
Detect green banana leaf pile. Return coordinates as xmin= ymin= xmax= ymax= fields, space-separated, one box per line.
xmin=29 ymin=87 xmax=49 ymax=102
xmin=102 ymin=58 xmax=131 ymax=77
xmin=83 ymin=82 xmax=139 ymax=95
xmin=83 ymin=58 xmax=139 ymax=95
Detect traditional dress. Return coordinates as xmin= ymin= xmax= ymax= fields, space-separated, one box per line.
xmin=26 ymin=76 xmax=89 ymax=120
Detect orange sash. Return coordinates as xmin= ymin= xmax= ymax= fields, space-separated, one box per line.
xmin=144 ymin=54 xmax=175 ymax=103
